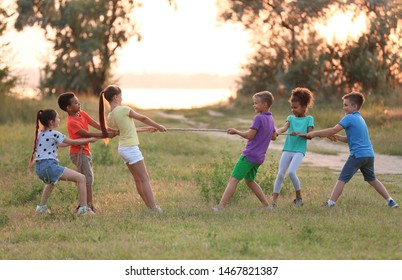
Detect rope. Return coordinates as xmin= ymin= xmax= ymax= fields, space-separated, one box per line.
xmin=167 ymin=128 xmax=227 ymax=132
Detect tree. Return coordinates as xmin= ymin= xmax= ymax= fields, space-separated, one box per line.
xmin=339 ymin=0 xmax=402 ymax=94
xmin=14 ymin=0 xmax=142 ymax=95
xmin=219 ymin=0 xmax=402 ymax=98
xmin=219 ymin=0 xmax=334 ymax=97
xmin=0 ymin=7 xmax=18 ymax=96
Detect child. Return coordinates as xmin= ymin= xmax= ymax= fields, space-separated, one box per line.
xmin=306 ymin=92 xmax=399 ymax=208
xmin=98 ymin=85 xmax=166 ymax=212
xmin=213 ymin=91 xmax=277 ymax=211
xmin=29 ymin=109 xmax=98 ymax=215
xmin=58 ymin=92 xmax=118 ymax=212
xmin=271 ymin=87 xmax=314 ymax=208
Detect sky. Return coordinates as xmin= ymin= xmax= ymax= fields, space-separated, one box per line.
xmin=1 ymin=0 xmax=252 ymax=76
xmin=1 ymin=0 xmax=370 ymax=89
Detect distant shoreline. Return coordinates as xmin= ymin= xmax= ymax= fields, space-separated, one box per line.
xmin=18 ymin=68 xmax=238 ymax=89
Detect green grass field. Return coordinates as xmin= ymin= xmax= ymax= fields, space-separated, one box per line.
xmin=0 ymin=95 xmax=401 ymax=260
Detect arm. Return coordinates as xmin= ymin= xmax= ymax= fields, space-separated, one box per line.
xmin=330 ymin=134 xmax=348 ymax=143
xmin=62 ymin=137 xmax=97 ymax=146
xmin=137 ymin=127 xmax=158 ymax=133
xmin=227 ymin=128 xmax=257 ymax=140
xmin=298 ymin=126 xmax=314 ymax=139
xmin=306 ymin=124 xmax=343 ymax=139
xmin=276 ymin=121 xmax=290 ymax=135
xmin=76 ymin=128 xmax=118 ymax=138
xmin=87 ymin=120 xmax=119 ymax=138
xmin=129 ymin=109 xmax=166 ymax=132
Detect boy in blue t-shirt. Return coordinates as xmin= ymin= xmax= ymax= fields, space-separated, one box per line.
xmin=306 ymin=92 xmax=399 ymax=208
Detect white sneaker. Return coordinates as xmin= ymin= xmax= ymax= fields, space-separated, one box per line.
xmin=36 ymin=204 xmax=50 ymax=214
xmin=266 ymin=204 xmax=276 ymax=211
xmin=148 ymin=205 xmax=163 ymax=213
xmin=77 ymin=206 xmax=96 ymax=215
xmin=212 ymin=205 xmax=222 ymax=212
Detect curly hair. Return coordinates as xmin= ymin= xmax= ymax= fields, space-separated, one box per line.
xmin=289 ymin=87 xmax=314 ymax=108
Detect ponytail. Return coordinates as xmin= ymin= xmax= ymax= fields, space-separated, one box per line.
xmin=28 ymin=110 xmax=42 ymax=167
xmin=99 ymin=91 xmax=108 ymax=138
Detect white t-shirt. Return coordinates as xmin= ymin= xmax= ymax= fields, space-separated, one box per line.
xmin=35 ymin=129 xmax=65 ymax=162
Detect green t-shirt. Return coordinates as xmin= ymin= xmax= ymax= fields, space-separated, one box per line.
xmin=283 ymin=115 xmax=314 ymax=155
xmin=108 ymin=106 xmax=140 ymax=147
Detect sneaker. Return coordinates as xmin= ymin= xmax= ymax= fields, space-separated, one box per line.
xmin=77 ymin=206 xmax=96 ymax=215
xmin=154 ymin=205 xmax=163 ymax=213
xmin=266 ymin=204 xmax=276 ymax=211
xmin=212 ymin=205 xmax=222 ymax=212
xmin=322 ymin=201 xmax=335 ymax=208
xmin=388 ymin=200 xmax=399 ymax=208
xmin=36 ymin=204 xmax=50 ymax=214
xmin=292 ymin=198 xmax=304 ymax=207
xmin=148 ymin=205 xmax=163 ymax=213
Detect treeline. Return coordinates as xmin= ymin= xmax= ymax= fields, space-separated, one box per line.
xmin=0 ymin=1 xmax=401 ymax=99
xmin=220 ymin=0 xmax=402 ymax=98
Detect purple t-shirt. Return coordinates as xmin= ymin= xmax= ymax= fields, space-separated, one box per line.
xmin=242 ymin=112 xmax=276 ymax=164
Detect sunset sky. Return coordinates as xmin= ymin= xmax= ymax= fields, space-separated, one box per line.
xmin=1 ymin=0 xmax=252 ymax=76
xmin=1 ymin=0 xmax=369 ymax=87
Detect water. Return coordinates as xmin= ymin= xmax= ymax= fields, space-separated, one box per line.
xmin=121 ymin=88 xmax=236 ymax=109
xmin=16 ymin=87 xmax=236 ymax=110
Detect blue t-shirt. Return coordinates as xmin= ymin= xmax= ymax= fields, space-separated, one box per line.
xmin=339 ymin=111 xmax=374 ymax=158
xmin=242 ymin=112 xmax=276 ymax=164
xmin=283 ymin=115 xmax=314 ymax=155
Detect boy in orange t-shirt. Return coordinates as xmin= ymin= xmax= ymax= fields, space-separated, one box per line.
xmin=58 ymin=92 xmax=118 ymax=212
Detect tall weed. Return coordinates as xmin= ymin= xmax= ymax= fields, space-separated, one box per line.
xmin=195 ymin=151 xmax=235 ymax=204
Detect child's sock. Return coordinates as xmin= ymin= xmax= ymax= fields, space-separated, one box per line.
xmin=386 ymin=197 xmax=394 ymax=203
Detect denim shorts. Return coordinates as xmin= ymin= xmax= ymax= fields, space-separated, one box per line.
xmin=35 ymin=159 xmax=65 ymax=185
xmin=118 ymin=146 xmax=144 ymax=165
xmin=231 ymin=155 xmax=261 ymax=182
xmin=338 ymin=155 xmax=376 ymax=183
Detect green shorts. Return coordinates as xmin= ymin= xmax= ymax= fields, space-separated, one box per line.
xmin=231 ymin=156 xmax=261 ymax=182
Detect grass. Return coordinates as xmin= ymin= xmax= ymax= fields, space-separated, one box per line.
xmin=0 ymin=95 xmax=401 ymax=260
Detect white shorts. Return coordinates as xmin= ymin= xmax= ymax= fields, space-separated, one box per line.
xmin=118 ymin=146 xmax=144 ymax=165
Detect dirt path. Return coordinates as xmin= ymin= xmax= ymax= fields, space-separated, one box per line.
xmin=160 ymin=111 xmax=402 ymax=175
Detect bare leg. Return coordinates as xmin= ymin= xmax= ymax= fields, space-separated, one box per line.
xmin=126 ymin=160 xmax=157 ymax=210
xmin=329 ymin=180 xmax=346 ymax=202
xmin=39 ymin=184 xmax=55 ymax=205
xmin=218 ymin=177 xmax=239 ymax=208
xmin=272 ymin=192 xmax=279 ymax=205
xmin=245 ymin=179 xmax=269 ymax=206
xmin=368 ymin=179 xmax=391 ymax=199
xmin=59 ymin=168 xmax=87 ymax=207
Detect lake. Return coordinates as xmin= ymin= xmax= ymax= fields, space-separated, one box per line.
xmin=16 ymin=87 xmax=236 ymax=110
xmin=121 ymin=88 xmax=236 ymax=109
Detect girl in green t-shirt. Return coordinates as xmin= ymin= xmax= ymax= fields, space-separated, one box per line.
xmin=270 ymin=88 xmax=314 ymax=209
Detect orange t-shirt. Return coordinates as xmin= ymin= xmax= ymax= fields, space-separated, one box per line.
xmin=66 ymin=110 xmax=94 ymax=155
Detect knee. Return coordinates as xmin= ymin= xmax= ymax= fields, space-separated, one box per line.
xmin=134 ymin=174 xmax=149 ymax=185
xmin=276 ymin=172 xmax=285 ymax=181
xmin=288 ymin=171 xmax=297 ymax=179
xmin=77 ymin=173 xmax=86 ymax=184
